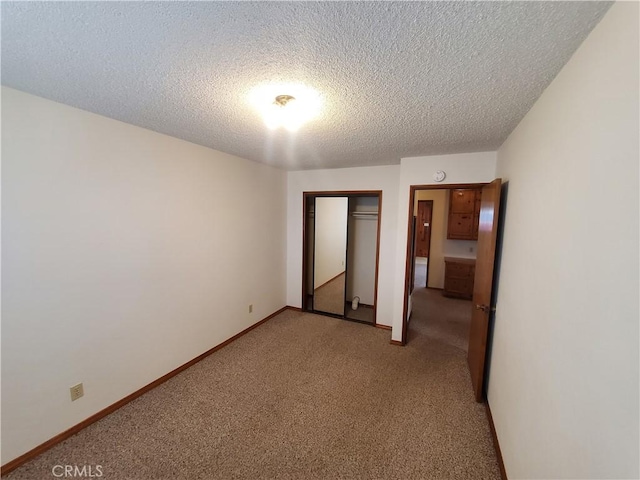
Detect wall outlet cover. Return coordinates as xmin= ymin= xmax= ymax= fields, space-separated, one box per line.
xmin=70 ymin=383 xmax=84 ymax=401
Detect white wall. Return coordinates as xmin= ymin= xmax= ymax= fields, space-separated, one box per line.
xmin=1 ymin=87 xmax=287 ymax=464
xmin=392 ymin=152 xmax=497 ymax=340
xmin=313 ymin=197 xmax=348 ymax=287
xmin=287 ymin=166 xmax=400 ymax=327
xmin=488 ymin=3 xmax=639 ymax=478
xmin=346 ymin=196 xmax=379 ymax=305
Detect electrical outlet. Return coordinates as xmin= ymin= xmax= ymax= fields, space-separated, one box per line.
xmin=249 ymin=304 xmax=253 ymax=313
xmin=469 ymin=247 xmax=474 ymax=253
xmin=70 ymin=383 xmax=84 ymax=401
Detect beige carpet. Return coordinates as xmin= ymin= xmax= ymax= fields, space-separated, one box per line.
xmin=7 ymin=305 xmax=500 ymax=479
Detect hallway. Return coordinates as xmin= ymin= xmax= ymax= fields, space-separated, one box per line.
xmin=408 ymin=285 xmax=473 ymax=353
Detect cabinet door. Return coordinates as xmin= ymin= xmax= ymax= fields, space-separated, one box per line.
xmin=448 ymin=213 xmax=474 ymax=239
xmin=445 ymin=262 xmax=472 ymax=277
xmin=450 ymin=189 xmax=476 ymax=214
xmin=443 ymin=261 xmax=475 ymax=299
xmin=444 ymin=277 xmax=473 ymax=297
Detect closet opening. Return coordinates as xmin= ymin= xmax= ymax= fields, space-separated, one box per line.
xmin=302 ymin=191 xmax=382 ymax=326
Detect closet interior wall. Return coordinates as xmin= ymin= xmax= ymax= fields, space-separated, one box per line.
xmin=346 ymin=196 xmax=379 ymax=307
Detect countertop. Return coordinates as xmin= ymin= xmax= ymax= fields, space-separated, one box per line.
xmin=444 ymin=256 xmax=476 ymax=264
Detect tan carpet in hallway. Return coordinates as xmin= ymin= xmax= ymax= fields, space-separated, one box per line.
xmin=408 ymin=285 xmax=474 ymax=352
xmin=7 ymin=306 xmax=500 ymax=480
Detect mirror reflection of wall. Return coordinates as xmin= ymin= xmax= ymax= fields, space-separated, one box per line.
xmin=313 ymin=197 xmax=348 ymax=315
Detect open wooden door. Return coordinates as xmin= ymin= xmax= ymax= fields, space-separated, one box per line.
xmin=467 ymin=178 xmax=502 ymax=402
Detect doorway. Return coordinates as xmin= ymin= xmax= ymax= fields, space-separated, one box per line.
xmin=413 ymin=200 xmax=433 ymax=291
xmin=400 ymin=181 xmax=503 ymax=402
xmin=302 ymin=191 xmax=382 ymax=326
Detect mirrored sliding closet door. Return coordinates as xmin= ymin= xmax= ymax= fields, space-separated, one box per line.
xmin=303 ymin=192 xmax=381 ymax=326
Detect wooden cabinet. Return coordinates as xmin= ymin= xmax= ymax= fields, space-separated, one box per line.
xmin=447 ymin=188 xmax=481 ymax=240
xmin=443 ymin=258 xmax=475 ymax=299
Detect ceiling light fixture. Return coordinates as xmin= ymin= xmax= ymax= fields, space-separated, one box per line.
xmin=249 ymin=84 xmax=321 ymax=132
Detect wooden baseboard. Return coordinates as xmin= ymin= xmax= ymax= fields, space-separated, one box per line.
xmin=389 ymin=339 xmax=404 ymax=346
xmin=357 ymin=303 xmax=374 ymax=309
xmin=485 ymin=402 xmax=508 ymax=480
xmin=286 ymin=306 xmax=303 ymax=312
xmin=0 ymin=306 xmax=289 ymax=477
xmin=375 ymin=324 xmax=392 ymax=330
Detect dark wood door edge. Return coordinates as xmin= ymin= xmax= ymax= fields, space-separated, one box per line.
xmin=485 ymin=402 xmax=508 ymax=480
xmin=0 ymin=306 xmax=291 ymax=477
xmin=344 ymin=198 xmax=352 ymax=318
xmin=303 ymin=190 xmax=384 ymax=197
xmin=372 ymin=191 xmax=383 ymax=326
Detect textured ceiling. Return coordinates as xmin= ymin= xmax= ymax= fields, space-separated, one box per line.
xmin=1 ymin=1 xmax=611 ymax=170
